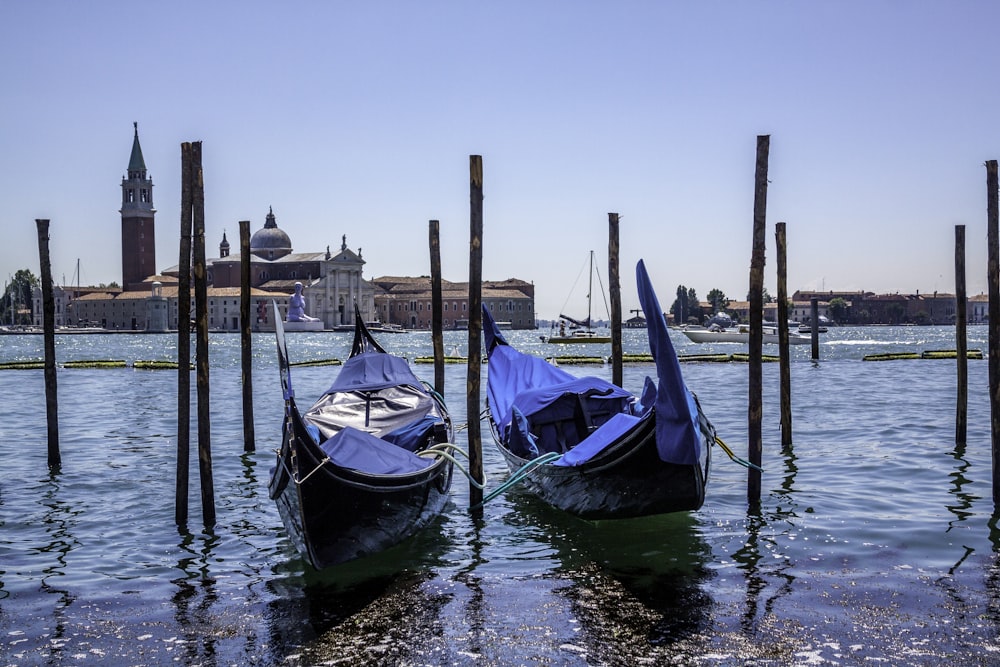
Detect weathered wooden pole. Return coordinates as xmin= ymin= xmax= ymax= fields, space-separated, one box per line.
xmin=429 ymin=220 xmax=445 ymax=396
xmin=748 ymin=134 xmax=770 ymax=508
xmin=775 ymin=222 xmax=792 ymax=450
xmin=810 ymin=297 xmax=820 ymax=360
xmin=955 ymin=224 xmax=967 ymax=446
xmin=240 ymin=219 xmax=255 ymax=453
xmin=609 ymin=213 xmax=623 ymax=387
xmin=176 ymin=142 xmax=193 ymax=526
xmin=467 ymin=156 xmax=485 ymax=509
xmin=987 ymin=160 xmax=1000 ymax=505
xmin=192 ymin=141 xmax=216 ymax=527
xmin=35 ymin=219 xmax=60 ymax=469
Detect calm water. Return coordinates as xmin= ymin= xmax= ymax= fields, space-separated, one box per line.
xmin=1 ymin=326 xmax=999 ymax=665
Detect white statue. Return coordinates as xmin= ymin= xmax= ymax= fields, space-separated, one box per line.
xmin=287 ymin=282 xmax=318 ymax=322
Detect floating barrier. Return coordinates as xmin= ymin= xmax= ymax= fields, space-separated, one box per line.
xmin=413 ymin=356 xmax=468 ymax=364
xmin=677 ymin=353 xmax=780 ymax=363
xmin=62 ymin=359 xmax=127 ymax=368
xmin=0 ymin=360 xmax=44 ymax=370
xmin=863 ymin=349 xmax=983 ymax=361
xmin=547 ymin=356 xmax=606 ymax=365
xmin=133 ymin=360 xmax=191 ymax=370
xmin=288 ymin=358 xmax=342 ymax=367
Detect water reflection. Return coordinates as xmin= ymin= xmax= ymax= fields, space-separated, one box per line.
xmin=946 ymin=439 xmax=976 ymax=531
xmin=171 ymin=528 xmax=221 ymax=665
xmin=38 ymin=472 xmax=79 ymax=666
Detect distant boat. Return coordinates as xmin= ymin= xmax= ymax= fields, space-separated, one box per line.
xmin=268 ymin=304 xmax=454 ymax=569
xmin=546 ymin=250 xmax=611 ymax=344
xmin=682 ymin=324 xmax=812 ymax=345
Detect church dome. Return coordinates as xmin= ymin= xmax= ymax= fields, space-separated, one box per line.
xmin=250 ymin=207 xmax=292 ymax=259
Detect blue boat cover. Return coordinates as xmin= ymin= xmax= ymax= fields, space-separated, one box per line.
xmin=319 ymin=426 xmax=433 ymax=475
xmin=324 ymin=351 xmax=424 ymax=395
xmin=636 ymin=259 xmax=701 ymax=465
xmin=553 ymin=412 xmax=641 ymax=466
xmin=484 ymin=341 xmax=631 ymax=437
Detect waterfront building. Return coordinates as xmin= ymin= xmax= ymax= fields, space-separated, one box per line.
xmin=372 ymin=276 xmax=535 ymax=329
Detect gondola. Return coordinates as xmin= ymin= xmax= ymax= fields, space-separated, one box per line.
xmin=483 ymin=260 xmax=714 ymax=520
xmin=268 ymin=304 xmax=454 ymax=569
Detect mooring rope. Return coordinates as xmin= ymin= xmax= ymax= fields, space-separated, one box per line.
xmin=714 ymin=435 xmax=763 ymax=472
xmin=472 ymin=452 xmax=563 ymax=509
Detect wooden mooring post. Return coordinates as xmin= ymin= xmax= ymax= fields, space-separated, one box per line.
xmin=467 ymin=156 xmax=485 ymax=509
xmin=176 ymin=142 xmax=193 ymax=526
xmin=430 ymin=220 xmax=445 ymax=396
xmin=775 ymin=222 xmax=792 ymax=450
xmin=609 ymin=213 xmax=622 ymax=387
xmin=35 ymin=218 xmax=60 ymax=470
xmin=192 ymin=141 xmax=216 ymax=528
xmin=810 ymin=297 xmax=820 ymax=360
xmin=987 ymin=160 xmax=1000 ymax=505
xmin=240 ymin=220 xmax=255 ymax=452
xmin=955 ymin=224 xmax=967 ymax=446
xmin=748 ymin=134 xmax=770 ymax=508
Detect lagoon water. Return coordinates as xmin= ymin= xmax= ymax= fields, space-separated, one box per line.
xmin=1 ymin=325 xmax=999 ymax=665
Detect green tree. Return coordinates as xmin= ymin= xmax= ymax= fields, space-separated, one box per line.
xmin=706 ymin=288 xmax=729 ymax=314
xmin=1 ymin=269 xmax=39 ymax=325
xmin=829 ymin=297 xmax=848 ymax=323
xmin=746 ymin=286 xmax=773 ymax=303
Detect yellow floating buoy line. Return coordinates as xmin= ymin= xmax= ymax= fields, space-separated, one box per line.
xmin=288 ymin=358 xmax=342 ymax=367
xmin=863 ymin=349 xmax=983 ymax=361
xmin=677 ymin=353 xmax=780 ymax=363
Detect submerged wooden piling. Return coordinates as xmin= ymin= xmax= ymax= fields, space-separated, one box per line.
xmin=35 ymin=219 xmax=60 ymax=469
xmin=467 ymin=156 xmax=485 ymax=509
xmin=609 ymin=213 xmax=622 ymax=387
xmin=775 ymin=222 xmax=792 ymax=450
xmin=810 ymin=297 xmax=820 ymax=360
xmin=176 ymin=143 xmax=193 ymax=526
xmin=955 ymin=225 xmax=967 ymax=446
xmin=240 ymin=219 xmax=255 ymax=453
xmin=192 ymin=142 xmax=216 ymax=528
xmin=987 ymin=160 xmax=1000 ymax=505
xmin=430 ymin=220 xmax=445 ymax=396
xmin=748 ymin=135 xmax=770 ymax=507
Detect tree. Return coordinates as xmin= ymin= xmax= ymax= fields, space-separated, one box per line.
xmin=829 ymin=297 xmax=848 ymax=324
xmin=706 ymin=288 xmax=729 ymax=314
xmin=747 ymin=286 xmax=773 ymax=303
xmin=1 ymin=269 xmax=39 ymax=325
xmin=670 ymin=285 xmax=689 ymax=325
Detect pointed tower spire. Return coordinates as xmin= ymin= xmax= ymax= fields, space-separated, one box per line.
xmin=120 ymin=122 xmax=156 ymax=290
xmin=220 ymin=231 xmax=230 ymax=258
xmin=128 ymin=121 xmax=147 ymax=176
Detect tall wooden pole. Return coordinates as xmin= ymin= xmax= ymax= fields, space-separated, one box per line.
xmin=467 ymin=156 xmax=485 ymax=509
xmin=748 ymin=135 xmax=770 ymax=508
xmin=192 ymin=141 xmax=216 ymax=527
xmin=240 ymin=219 xmax=255 ymax=452
xmin=987 ymin=160 xmax=1000 ymax=505
xmin=955 ymin=224 xmax=967 ymax=446
xmin=35 ymin=219 xmax=60 ymax=469
xmin=430 ymin=220 xmax=445 ymax=396
xmin=609 ymin=213 xmax=623 ymax=387
xmin=775 ymin=222 xmax=792 ymax=450
xmin=176 ymin=143 xmax=193 ymax=526
xmin=809 ymin=297 xmax=820 ymax=359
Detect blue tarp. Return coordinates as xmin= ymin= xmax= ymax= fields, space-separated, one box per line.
xmin=319 ymin=426 xmax=433 ymax=475
xmin=324 ymin=351 xmax=424 ymax=395
xmin=636 ymin=259 xmax=701 ymax=465
xmin=552 ymin=412 xmax=641 ymax=466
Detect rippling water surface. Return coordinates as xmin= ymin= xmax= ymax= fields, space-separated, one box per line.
xmin=2 ymin=325 xmax=999 ymax=665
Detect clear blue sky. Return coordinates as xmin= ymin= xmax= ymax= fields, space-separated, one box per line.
xmin=3 ymin=1 xmax=999 ymax=319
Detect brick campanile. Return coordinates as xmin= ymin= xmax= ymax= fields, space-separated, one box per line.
xmin=120 ymin=122 xmax=156 ymax=291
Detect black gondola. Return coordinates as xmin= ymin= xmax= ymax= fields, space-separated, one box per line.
xmin=268 ymin=304 xmax=454 ymax=569
xmin=483 ymin=260 xmax=715 ymax=520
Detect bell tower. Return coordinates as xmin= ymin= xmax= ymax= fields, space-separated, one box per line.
xmin=120 ymin=122 xmax=156 ymax=291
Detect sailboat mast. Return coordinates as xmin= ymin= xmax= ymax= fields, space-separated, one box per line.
xmin=587 ymin=250 xmax=594 ymax=331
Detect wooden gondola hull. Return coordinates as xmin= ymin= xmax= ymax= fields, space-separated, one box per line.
xmin=269 ymin=423 xmax=453 ymax=569
xmin=491 ymin=413 xmax=709 ymax=520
